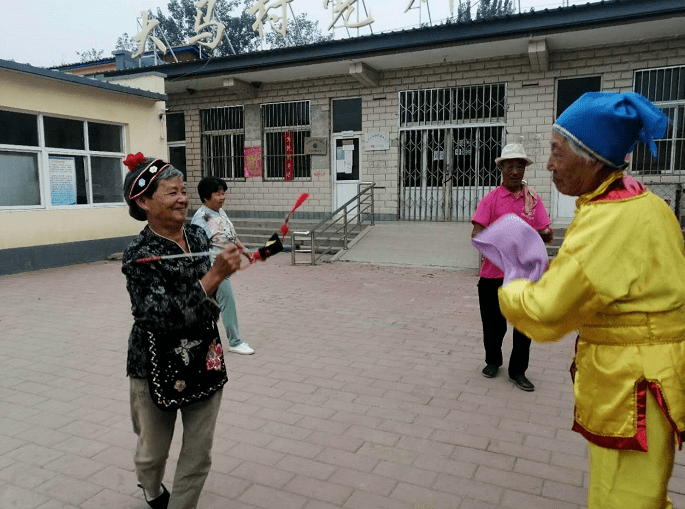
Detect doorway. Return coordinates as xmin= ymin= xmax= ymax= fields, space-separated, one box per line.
xmin=331 ymin=98 xmax=362 ymax=213
xmin=333 ymin=136 xmax=361 ymax=212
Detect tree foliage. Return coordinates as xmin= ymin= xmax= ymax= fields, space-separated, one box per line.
xmin=76 ymin=48 xmax=105 ymax=62
xmin=455 ymin=0 xmax=472 ymax=22
xmin=115 ymin=33 xmax=137 ymax=52
xmin=150 ymin=0 xmax=257 ymax=55
xmin=476 ymin=0 xmax=515 ymax=19
xmin=451 ymin=0 xmax=515 ymax=22
xmin=264 ymin=13 xmax=333 ymax=49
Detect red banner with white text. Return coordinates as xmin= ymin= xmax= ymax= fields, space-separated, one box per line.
xmin=284 ymin=131 xmax=294 ymax=181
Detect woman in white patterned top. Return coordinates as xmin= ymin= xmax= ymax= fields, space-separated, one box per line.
xmin=191 ymin=176 xmax=255 ymax=355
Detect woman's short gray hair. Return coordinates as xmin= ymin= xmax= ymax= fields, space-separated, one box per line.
xmin=123 ymin=164 xmax=184 ymax=221
xmin=562 ymin=135 xmax=597 ymax=164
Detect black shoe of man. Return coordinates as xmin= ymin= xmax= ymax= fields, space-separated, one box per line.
xmin=482 ymin=364 xmax=499 ymax=378
xmin=510 ymin=374 xmax=535 ymax=392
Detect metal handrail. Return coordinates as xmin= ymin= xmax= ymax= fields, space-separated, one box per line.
xmin=291 ymin=181 xmax=375 ymax=265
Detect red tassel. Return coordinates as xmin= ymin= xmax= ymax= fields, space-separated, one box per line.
xmin=290 ymin=193 xmax=309 ymax=213
xmin=281 ymin=194 xmax=309 ymax=241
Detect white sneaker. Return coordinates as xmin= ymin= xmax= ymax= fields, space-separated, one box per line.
xmin=228 ymin=342 xmax=254 ymax=355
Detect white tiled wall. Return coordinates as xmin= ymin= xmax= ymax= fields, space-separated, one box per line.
xmin=168 ymin=35 xmax=685 ymax=220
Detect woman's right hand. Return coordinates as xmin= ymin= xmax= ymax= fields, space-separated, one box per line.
xmin=201 ymin=244 xmax=242 ymax=295
xmin=212 ymin=244 xmax=242 ymax=279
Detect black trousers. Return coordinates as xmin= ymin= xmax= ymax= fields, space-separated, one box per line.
xmin=477 ymin=277 xmax=531 ymax=377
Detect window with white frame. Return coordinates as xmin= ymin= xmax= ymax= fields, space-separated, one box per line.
xmin=200 ymin=106 xmax=244 ymax=180
xmin=0 ymin=109 xmax=125 ymax=208
xmin=632 ymin=66 xmax=685 ymax=174
xmin=261 ymin=101 xmax=311 ymax=180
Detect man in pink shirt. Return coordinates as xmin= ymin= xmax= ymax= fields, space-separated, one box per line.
xmin=471 ymin=144 xmax=553 ymax=391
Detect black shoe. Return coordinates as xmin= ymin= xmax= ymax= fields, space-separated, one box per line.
xmin=482 ymin=364 xmax=499 ymax=378
xmin=139 ymin=483 xmax=170 ymax=509
xmin=510 ymin=374 xmax=535 ymax=392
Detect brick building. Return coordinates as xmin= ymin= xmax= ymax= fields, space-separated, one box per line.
xmin=106 ymin=0 xmax=684 ymax=228
xmin=103 ymin=0 xmax=685 ymax=228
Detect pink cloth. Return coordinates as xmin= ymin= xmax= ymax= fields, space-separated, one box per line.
xmin=472 ymin=185 xmax=551 ymax=278
xmin=522 ymin=186 xmax=539 ymax=219
xmin=472 ymin=214 xmax=548 ymax=284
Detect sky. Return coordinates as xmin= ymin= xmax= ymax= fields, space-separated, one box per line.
xmin=2 ymin=0 xmax=583 ymax=68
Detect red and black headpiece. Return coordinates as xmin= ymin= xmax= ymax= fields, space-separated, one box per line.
xmin=124 ymin=152 xmax=172 ymax=199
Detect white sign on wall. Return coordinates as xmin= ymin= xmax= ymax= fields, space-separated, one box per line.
xmin=49 ymin=156 xmax=77 ymax=206
xmin=365 ymin=131 xmax=390 ymax=151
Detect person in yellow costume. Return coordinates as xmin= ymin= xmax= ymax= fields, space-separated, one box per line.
xmin=497 ymin=92 xmax=685 ymax=509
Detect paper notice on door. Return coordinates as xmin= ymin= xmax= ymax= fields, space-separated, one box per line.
xmin=343 ymin=149 xmax=353 ymax=173
xmin=336 ymin=147 xmax=344 ymax=174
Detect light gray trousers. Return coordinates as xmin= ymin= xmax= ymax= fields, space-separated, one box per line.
xmin=215 ymin=277 xmax=243 ymax=347
xmin=130 ymin=377 xmax=223 ymax=509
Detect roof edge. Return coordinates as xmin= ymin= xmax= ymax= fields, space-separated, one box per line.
xmin=1 ymin=59 xmax=166 ymax=101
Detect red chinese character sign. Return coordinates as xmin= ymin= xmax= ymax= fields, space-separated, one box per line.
xmin=284 ymin=131 xmax=294 ymax=181
xmin=244 ymin=146 xmax=263 ymax=178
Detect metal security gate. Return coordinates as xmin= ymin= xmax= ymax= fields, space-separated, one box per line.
xmin=632 ymin=66 xmax=685 ymax=224
xmin=399 ymin=84 xmax=506 ymax=221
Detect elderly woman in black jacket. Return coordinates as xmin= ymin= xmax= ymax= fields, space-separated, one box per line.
xmin=121 ymin=152 xmax=241 ymax=509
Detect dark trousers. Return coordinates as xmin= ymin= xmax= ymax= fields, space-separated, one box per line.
xmin=477 ymin=277 xmax=531 ymax=377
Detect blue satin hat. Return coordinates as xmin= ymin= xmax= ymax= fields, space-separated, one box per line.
xmin=553 ymin=92 xmax=668 ymax=168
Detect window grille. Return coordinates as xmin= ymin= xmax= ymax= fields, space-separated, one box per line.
xmin=399 ymin=83 xmax=506 ymax=128
xmin=632 ymin=66 xmax=685 ymax=175
xmin=200 ymin=106 xmax=245 ymax=180
xmin=261 ymin=101 xmax=311 ymax=180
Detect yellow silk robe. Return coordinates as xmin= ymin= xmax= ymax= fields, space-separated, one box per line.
xmin=499 ymin=171 xmax=685 ymax=450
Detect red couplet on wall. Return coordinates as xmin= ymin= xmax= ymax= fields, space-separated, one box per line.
xmin=284 ymin=131 xmax=294 ymax=181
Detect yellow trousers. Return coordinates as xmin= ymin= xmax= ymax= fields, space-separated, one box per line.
xmin=588 ymin=391 xmax=675 ymax=509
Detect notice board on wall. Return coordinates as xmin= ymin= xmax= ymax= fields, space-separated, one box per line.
xmin=49 ymin=156 xmax=77 ymax=206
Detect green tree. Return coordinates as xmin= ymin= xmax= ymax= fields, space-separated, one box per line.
xmin=115 ymin=33 xmax=137 ymax=52
xmin=264 ymin=13 xmax=333 ymax=49
xmin=76 ymin=48 xmax=104 ymax=62
xmin=448 ymin=0 xmax=515 ymax=23
xmin=151 ymin=0 xmax=258 ymax=56
xmin=476 ymin=0 xmax=515 ymax=19
xmin=455 ymin=0 xmax=472 ymax=22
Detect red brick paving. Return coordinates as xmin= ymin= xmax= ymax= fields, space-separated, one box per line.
xmin=1 ymin=256 xmax=684 ymax=508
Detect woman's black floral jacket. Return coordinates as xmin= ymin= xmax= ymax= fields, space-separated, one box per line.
xmin=122 ymin=225 xmax=220 ymax=378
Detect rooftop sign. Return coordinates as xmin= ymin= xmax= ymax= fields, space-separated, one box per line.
xmin=132 ymin=0 xmax=454 ymax=57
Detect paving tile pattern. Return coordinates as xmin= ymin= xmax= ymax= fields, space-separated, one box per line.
xmin=1 ymin=257 xmax=684 ymax=508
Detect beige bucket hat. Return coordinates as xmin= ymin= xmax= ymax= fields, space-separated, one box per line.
xmin=495 ymin=143 xmax=533 ymax=166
